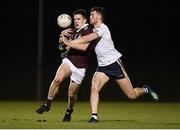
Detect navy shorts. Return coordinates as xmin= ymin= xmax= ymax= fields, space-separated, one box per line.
xmin=96 ymin=58 xmax=126 ymax=79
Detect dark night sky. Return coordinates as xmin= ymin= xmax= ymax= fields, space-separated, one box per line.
xmin=0 ymin=0 xmax=180 ymax=101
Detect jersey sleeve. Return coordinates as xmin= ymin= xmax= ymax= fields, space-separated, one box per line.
xmin=93 ymin=27 xmax=104 ymax=37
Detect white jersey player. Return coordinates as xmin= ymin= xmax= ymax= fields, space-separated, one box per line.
xmin=93 ymin=23 xmax=122 ymax=66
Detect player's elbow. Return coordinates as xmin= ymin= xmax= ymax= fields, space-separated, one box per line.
xmin=81 ymin=48 xmax=87 ymax=51
xmin=80 ymin=44 xmax=89 ymax=51
xmin=79 ymin=47 xmax=87 ymax=51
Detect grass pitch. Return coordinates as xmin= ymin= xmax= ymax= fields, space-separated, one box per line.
xmin=0 ymin=101 xmax=180 ymax=129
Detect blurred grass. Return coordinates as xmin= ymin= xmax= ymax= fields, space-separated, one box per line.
xmin=0 ymin=101 xmax=180 ymax=129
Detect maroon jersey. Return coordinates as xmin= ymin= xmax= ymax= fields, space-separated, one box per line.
xmin=67 ymin=24 xmax=93 ymax=68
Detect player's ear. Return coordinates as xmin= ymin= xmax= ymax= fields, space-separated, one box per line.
xmin=84 ymin=19 xmax=87 ymax=23
xmin=98 ymin=15 xmax=102 ymax=21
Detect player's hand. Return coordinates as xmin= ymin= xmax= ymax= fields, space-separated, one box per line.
xmin=60 ymin=28 xmax=73 ymax=37
xmin=59 ymin=35 xmax=70 ymax=46
xmin=59 ymin=35 xmax=64 ymax=43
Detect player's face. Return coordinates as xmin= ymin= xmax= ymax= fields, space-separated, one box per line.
xmin=90 ymin=11 xmax=99 ymax=25
xmin=73 ymin=14 xmax=86 ymax=29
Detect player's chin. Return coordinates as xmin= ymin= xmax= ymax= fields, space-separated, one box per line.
xmin=75 ymin=25 xmax=80 ymax=29
xmin=90 ymin=20 xmax=94 ymax=25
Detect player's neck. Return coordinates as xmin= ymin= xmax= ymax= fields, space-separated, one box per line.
xmin=94 ymin=21 xmax=102 ymax=28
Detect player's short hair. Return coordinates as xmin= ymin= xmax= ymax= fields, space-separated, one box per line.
xmin=90 ymin=7 xmax=105 ymax=21
xmin=73 ymin=9 xmax=87 ymax=19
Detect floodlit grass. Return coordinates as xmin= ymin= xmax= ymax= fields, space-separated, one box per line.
xmin=0 ymin=101 xmax=180 ymax=129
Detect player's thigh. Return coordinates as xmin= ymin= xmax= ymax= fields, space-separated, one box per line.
xmin=115 ymin=74 xmax=134 ymax=95
xmin=55 ymin=63 xmax=71 ymax=81
xmin=92 ymin=72 xmax=109 ymax=91
xmin=68 ymin=80 xmax=81 ymax=96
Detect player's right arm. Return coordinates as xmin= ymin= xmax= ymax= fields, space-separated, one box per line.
xmin=59 ymin=35 xmax=90 ymax=51
xmin=60 ymin=32 xmax=98 ymax=50
xmin=69 ymin=32 xmax=98 ymax=44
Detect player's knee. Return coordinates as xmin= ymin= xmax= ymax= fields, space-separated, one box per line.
xmin=68 ymin=89 xmax=76 ymax=98
xmin=126 ymin=91 xmax=137 ymax=100
xmin=91 ymin=85 xmax=99 ymax=94
xmin=53 ymin=77 xmax=62 ymax=86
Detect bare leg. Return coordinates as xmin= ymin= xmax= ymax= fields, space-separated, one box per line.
xmin=62 ymin=80 xmax=80 ymax=122
xmin=115 ymin=70 xmax=145 ymax=99
xmin=67 ymin=81 xmax=80 ymax=109
xmin=47 ymin=63 xmax=71 ymax=100
xmin=90 ymin=72 xmax=109 ymax=114
xmin=36 ymin=63 xmax=71 ymax=114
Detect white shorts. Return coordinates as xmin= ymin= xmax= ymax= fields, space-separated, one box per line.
xmin=62 ymin=58 xmax=86 ymax=84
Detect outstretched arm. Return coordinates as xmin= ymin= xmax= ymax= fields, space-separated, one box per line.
xmin=60 ymin=32 xmax=99 ymax=46
xmin=70 ymin=32 xmax=99 ymax=44
xmin=59 ymin=32 xmax=98 ymax=51
xmin=59 ymin=35 xmax=91 ymax=51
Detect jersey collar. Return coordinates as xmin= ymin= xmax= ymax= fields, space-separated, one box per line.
xmin=76 ymin=23 xmax=89 ymax=32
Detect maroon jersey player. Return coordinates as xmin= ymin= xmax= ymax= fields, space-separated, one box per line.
xmin=36 ymin=9 xmax=93 ymax=122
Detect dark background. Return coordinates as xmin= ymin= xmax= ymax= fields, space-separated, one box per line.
xmin=0 ymin=0 xmax=179 ymax=101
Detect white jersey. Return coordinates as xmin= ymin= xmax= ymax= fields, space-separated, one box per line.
xmin=93 ymin=23 xmax=122 ymax=66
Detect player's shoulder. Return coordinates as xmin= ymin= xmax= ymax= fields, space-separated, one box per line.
xmin=99 ymin=23 xmax=109 ymax=30
xmin=97 ymin=23 xmax=110 ymax=33
xmin=81 ymin=24 xmax=93 ymax=35
xmin=83 ymin=24 xmax=93 ymax=31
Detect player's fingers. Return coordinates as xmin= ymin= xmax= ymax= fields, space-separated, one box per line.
xmin=60 ymin=29 xmax=68 ymax=36
xmin=67 ymin=33 xmax=72 ymax=37
xmin=67 ymin=28 xmax=73 ymax=32
xmin=66 ymin=28 xmax=73 ymax=31
xmin=59 ymin=37 xmax=63 ymax=43
xmin=62 ymin=32 xmax=70 ymax=37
